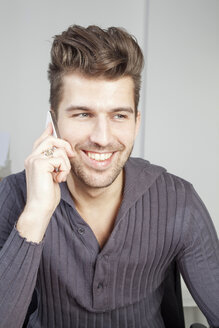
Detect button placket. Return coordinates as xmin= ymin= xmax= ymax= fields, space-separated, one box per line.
xmin=92 ymin=254 xmax=110 ymax=310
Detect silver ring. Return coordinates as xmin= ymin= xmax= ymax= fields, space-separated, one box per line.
xmin=43 ymin=147 xmax=56 ymax=158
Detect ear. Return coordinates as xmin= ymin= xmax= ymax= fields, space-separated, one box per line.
xmin=134 ymin=111 xmax=141 ymax=138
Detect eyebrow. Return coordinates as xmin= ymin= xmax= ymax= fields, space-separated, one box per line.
xmin=65 ymin=105 xmax=134 ymax=114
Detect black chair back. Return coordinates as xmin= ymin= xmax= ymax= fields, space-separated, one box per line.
xmin=161 ymin=261 xmax=185 ymax=328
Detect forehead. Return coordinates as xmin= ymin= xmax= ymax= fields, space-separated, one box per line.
xmin=59 ymin=73 xmax=135 ymax=111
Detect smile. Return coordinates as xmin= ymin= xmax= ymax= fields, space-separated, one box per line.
xmin=85 ymin=151 xmax=113 ymax=162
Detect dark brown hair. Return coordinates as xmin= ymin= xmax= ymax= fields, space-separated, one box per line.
xmin=48 ymin=25 xmax=144 ymax=117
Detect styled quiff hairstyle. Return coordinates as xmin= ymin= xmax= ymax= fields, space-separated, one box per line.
xmin=48 ymin=24 xmax=144 ymax=117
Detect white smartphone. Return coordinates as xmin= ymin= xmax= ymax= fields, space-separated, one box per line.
xmin=45 ymin=111 xmax=59 ymax=138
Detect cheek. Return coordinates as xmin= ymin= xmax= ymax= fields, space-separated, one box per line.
xmin=117 ymin=130 xmax=136 ymax=147
xmin=59 ymin=122 xmax=89 ymax=143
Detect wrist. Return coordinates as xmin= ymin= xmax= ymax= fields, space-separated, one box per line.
xmin=16 ymin=206 xmax=53 ymax=243
xmin=24 ymin=201 xmax=55 ymax=217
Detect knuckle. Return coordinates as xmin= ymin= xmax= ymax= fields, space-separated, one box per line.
xmin=29 ymin=156 xmax=36 ymax=165
xmin=24 ymin=155 xmax=32 ymax=167
xmin=54 ymin=148 xmax=63 ymax=156
xmin=33 ymin=140 xmax=38 ymax=149
xmin=32 ymin=159 xmax=39 ymax=168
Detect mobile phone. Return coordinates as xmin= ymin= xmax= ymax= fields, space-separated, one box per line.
xmin=45 ymin=111 xmax=59 ymax=138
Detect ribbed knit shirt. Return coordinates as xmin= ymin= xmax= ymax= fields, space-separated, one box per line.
xmin=0 ymin=158 xmax=218 ymax=328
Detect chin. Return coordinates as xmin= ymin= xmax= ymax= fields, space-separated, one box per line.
xmin=71 ymin=165 xmax=123 ymax=189
xmin=69 ymin=147 xmax=133 ymax=189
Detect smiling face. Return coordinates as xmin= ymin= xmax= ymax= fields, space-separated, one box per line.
xmin=56 ymin=72 xmax=140 ymax=189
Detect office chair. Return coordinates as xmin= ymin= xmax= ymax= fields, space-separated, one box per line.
xmin=161 ymin=261 xmax=208 ymax=328
xmin=23 ymin=261 xmax=208 ymax=328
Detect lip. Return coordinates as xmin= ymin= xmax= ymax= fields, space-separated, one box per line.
xmin=80 ymin=150 xmax=115 ymax=170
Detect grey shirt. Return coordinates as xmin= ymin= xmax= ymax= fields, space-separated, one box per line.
xmin=0 ymin=158 xmax=219 ymax=328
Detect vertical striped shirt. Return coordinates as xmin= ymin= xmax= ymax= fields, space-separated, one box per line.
xmin=0 ymin=158 xmax=218 ymax=328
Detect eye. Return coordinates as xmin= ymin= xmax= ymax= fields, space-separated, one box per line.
xmin=114 ymin=114 xmax=127 ymax=120
xmin=79 ymin=113 xmax=89 ymax=118
xmin=73 ymin=113 xmax=91 ymax=118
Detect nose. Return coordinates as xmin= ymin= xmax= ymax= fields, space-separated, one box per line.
xmin=89 ymin=115 xmax=112 ymax=147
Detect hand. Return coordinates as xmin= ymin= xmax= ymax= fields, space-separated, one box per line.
xmin=17 ymin=123 xmax=74 ymax=242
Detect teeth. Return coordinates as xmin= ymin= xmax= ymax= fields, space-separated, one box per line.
xmin=87 ymin=152 xmax=112 ymax=161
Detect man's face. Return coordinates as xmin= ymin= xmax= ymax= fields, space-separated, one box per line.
xmin=56 ymin=72 xmax=140 ymax=189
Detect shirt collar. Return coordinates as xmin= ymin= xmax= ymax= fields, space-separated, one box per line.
xmin=59 ymin=157 xmax=166 ymax=210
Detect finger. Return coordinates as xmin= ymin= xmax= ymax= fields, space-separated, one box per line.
xmin=51 ymin=163 xmax=70 ymax=184
xmin=25 ymin=154 xmax=70 ymax=176
xmin=54 ymin=170 xmax=69 ymax=184
xmin=51 ymin=148 xmax=71 ymax=171
xmin=46 ymin=157 xmax=71 ymax=176
xmin=33 ymin=136 xmax=75 ymax=158
xmin=48 ymin=158 xmax=70 ymax=184
xmin=33 ymin=123 xmax=53 ymax=150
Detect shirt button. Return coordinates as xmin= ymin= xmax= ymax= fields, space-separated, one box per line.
xmin=103 ymin=254 xmax=109 ymax=260
xmin=77 ymin=227 xmax=85 ymax=235
xmin=97 ymin=282 xmax=104 ymax=291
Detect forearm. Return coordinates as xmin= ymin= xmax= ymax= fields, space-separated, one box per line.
xmin=0 ymin=226 xmax=43 ymax=328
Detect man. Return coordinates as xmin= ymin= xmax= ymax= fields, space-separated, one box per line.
xmin=0 ymin=25 xmax=218 ymax=328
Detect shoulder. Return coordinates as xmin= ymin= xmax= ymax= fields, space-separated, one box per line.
xmin=0 ymin=171 xmax=27 ymax=246
xmin=0 ymin=170 xmax=26 ymax=191
xmin=159 ymin=172 xmax=217 ymax=249
xmin=128 ymin=157 xmax=193 ymax=194
xmin=0 ymin=170 xmax=27 ymax=209
xmin=160 ymin=171 xmax=193 ymax=194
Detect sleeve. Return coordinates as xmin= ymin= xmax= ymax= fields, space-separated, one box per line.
xmin=176 ymin=184 xmax=219 ymax=328
xmin=0 ymin=176 xmax=44 ymax=328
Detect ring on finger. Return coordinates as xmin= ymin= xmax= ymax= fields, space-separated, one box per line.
xmin=43 ymin=146 xmax=56 ymax=158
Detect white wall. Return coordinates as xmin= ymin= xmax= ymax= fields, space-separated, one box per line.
xmin=0 ymin=0 xmax=147 ymax=173
xmin=144 ymin=0 xmax=219 ymax=233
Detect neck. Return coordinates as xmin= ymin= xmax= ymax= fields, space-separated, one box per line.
xmin=66 ymin=170 xmax=124 ymax=210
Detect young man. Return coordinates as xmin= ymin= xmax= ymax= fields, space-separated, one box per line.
xmin=0 ymin=25 xmax=218 ymax=328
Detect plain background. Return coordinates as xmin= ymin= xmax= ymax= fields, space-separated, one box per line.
xmin=0 ymin=0 xmax=218 ymax=326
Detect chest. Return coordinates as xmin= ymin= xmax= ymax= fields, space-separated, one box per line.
xmin=80 ymin=212 xmax=116 ymax=249
xmin=76 ymin=201 xmax=121 ymax=248
xmin=39 ymin=191 xmax=184 ymax=311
